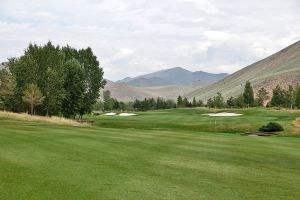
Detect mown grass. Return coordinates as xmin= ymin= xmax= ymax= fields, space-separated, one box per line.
xmin=90 ymin=108 xmax=300 ymax=134
xmin=0 ymin=108 xmax=300 ymax=200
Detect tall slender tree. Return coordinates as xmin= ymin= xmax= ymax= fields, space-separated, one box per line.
xmin=177 ymin=96 xmax=183 ymax=107
xmin=62 ymin=47 xmax=106 ymax=118
xmin=192 ymin=97 xmax=197 ymax=107
xmin=243 ymin=81 xmax=254 ymax=107
xmin=103 ymin=90 xmax=113 ymax=111
xmin=62 ymin=59 xmax=84 ymax=118
xmin=295 ymin=86 xmax=300 ymax=109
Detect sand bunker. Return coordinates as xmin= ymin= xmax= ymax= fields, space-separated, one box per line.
xmin=103 ymin=113 xmax=137 ymax=117
xmin=203 ymin=112 xmax=243 ymax=117
xmin=118 ymin=113 xmax=137 ymax=117
xmin=104 ymin=113 xmax=117 ymax=116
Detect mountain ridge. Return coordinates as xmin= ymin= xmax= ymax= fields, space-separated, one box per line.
xmin=117 ymin=67 xmax=228 ymax=87
xmin=187 ymin=40 xmax=300 ymax=100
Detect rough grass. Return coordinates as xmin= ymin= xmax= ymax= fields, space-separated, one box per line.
xmin=1 ymin=108 xmax=300 ymax=200
xmin=0 ymin=111 xmax=85 ymax=126
xmin=293 ymin=117 xmax=300 ymax=127
xmin=293 ymin=117 xmax=300 ymax=134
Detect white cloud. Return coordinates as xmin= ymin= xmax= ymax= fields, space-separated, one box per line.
xmin=0 ymin=0 xmax=299 ymax=80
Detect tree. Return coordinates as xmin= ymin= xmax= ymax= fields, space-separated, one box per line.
xmin=234 ymin=95 xmax=245 ymax=108
xmin=183 ymin=97 xmax=190 ymax=107
xmin=295 ymin=86 xmax=300 ymax=109
xmin=270 ymin=85 xmax=286 ymax=107
xmin=226 ymin=96 xmax=235 ymax=108
xmin=63 ymin=47 xmax=106 ymax=117
xmin=93 ymin=100 xmax=104 ymax=112
xmin=243 ymin=81 xmax=254 ymax=107
xmin=212 ymin=92 xmax=224 ymax=108
xmin=44 ymin=68 xmax=65 ymax=116
xmin=256 ymin=87 xmax=269 ymax=106
xmin=192 ymin=97 xmax=197 ymax=107
xmin=22 ymin=83 xmax=44 ymax=115
xmin=103 ymin=90 xmax=113 ymax=111
xmin=177 ymin=96 xmax=183 ymax=107
xmin=0 ymin=66 xmax=15 ymax=110
xmin=197 ymin=99 xmax=204 ymax=107
xmin=6 ymin=42 xmax=105 ymax=116
xmin=9 ymin=42 xmax=65 ymax=114
xmin=286 ymin=85 xmax=294 ymax=109
xmin=62 ymin=59 xmax=84 ymax=118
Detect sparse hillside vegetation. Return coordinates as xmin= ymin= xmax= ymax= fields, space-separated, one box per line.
xmin=187 ymin=40 xmax=300 ymax=100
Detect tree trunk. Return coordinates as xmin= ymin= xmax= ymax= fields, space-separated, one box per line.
xmin=30 ymin=102 xmax=34 ymax=115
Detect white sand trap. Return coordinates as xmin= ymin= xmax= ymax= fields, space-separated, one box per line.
xmin=103 ymin=113 xmax=117 ymax=116
xmin=203 ymin=112 xmax=243 ymax=117
xmin=118 ymin=113 xmax=137 ymax=117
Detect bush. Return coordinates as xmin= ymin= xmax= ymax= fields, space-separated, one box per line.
xmin=259 ymin=122 xmax=284 ymax=132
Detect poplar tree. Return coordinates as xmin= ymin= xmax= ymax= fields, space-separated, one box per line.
xmin=243 ymin=81 xmax=254 ymax=107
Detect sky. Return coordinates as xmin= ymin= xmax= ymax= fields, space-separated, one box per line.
xmin=0 ymin=0 xmax=300 ymax=81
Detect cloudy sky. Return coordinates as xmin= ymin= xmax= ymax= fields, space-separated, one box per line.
xmin=0 ymin=0 xmax=299 ymax=80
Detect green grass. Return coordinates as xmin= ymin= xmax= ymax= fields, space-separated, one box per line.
xmin=90 ymin=108 xmax=299 ymax=134
xmin=1 ymin=108 xmax=300 ymax=199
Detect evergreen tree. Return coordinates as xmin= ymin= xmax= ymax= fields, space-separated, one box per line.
xmin=183 ymin=97 xmax=189 ymax=107
xmin=192 ymin=97 xmax=197 ymax=107
xmin=177 ymin=96 xmax=183 ymax=107
xmin=197 ymin=99 xmax=204 ymax=107
xmin=243 ymin=81 xmax=254 ymax=107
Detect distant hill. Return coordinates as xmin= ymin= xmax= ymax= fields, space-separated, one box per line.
xmin=117 ymin=67 xmax=228 ymax=87
xmin=103 ymin=82 xmax=155 ymax=102
xmin=187 ymin=40 xmax=300 ymax=100
xmin=105 ymin=67 xmax=228 ymax=101
xmin=104 ymin=81 xmax=202 ymax=102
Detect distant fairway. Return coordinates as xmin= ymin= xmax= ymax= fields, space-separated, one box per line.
xmin=1 ymin=108 xmax=300 ymax=199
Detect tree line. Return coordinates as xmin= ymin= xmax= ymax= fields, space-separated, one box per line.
xmin=204 ymin=81 xmax=300 ymax=109
xmin=0 ymin=42 xmax=105 ymax=118
xmin=93 ymin=90 xmax=177 ymax=112
xmin=94 ymin=81 xmax=300 ymax=113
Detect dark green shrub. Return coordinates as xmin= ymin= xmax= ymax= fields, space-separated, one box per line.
xmin=259 ymin=122 xmax=284 ymax=132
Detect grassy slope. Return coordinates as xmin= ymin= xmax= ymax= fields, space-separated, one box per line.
xmin=1 ymin=108 xmax=300 ymax=200
xmin=187 ymin=40 xmax=300 ymax=99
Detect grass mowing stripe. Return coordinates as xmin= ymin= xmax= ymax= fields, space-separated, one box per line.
xmin=1 ymin=108 xmax=300 ymax=199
